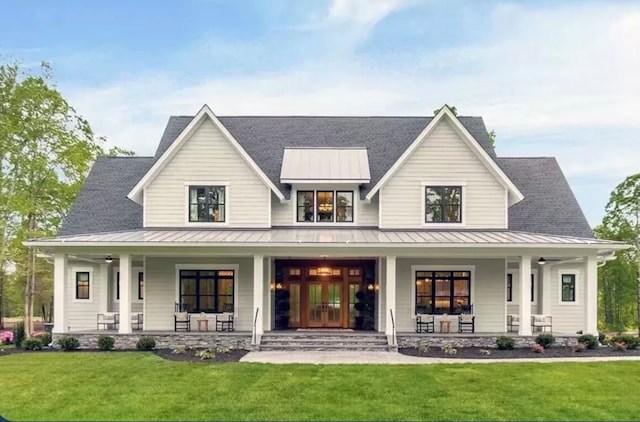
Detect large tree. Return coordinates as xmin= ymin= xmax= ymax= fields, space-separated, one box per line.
xmin=0 ymin=60 xmax=129 ymax=335
xmin=599 ymin=173 xmax=640 ymax=334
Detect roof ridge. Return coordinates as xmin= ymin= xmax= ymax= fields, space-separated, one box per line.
xmin=497 ymin=156 xmax=556 ymax=159
xmin=98 ymin=155 xmax=153 ymax=159
xmin=200 ymin=115 xmax=483 ymax=119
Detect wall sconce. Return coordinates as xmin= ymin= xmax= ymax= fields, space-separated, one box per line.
xmin=538 ymin=257 xmax=546 ymax=265
xmin=275 ymin=282 xmax=283 ymax=290
xmin=270 ymin=283 xmax=276 ymax=291
xmin=105 ymin=255 xmax=113 ymax=264
xmin=367 ymin=283 xmax=374 ymax=291
xmin=375 ymin=284 xmax=380 ymax=291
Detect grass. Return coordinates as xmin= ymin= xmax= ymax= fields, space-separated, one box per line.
xmin=1 ymin=353 xmax=640 ymax=420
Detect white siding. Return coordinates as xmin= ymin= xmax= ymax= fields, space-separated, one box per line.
xmin=144 ymin=257 xmax=254 ymax=331
xmin=548 ymin=264 xmax=585 ymax=333
xmin=506 ymin=269 xmax=540 ymax=316
xmin=108 ymin=265 xmax=144 ymax=314
xmin=271 ymin=192 xmax=292 ymax=226
xmin=358 ymin=194 xmax=378 ymax=226
xmin=395 ymin=258 xmax=506 ymax=332
xmin=66 ymin=264 xmax=103 ymax=331
xmin=145 ymin=119 xmax=270 ymax=228
xmin=380 ymin=119 xmax=507 ymax=229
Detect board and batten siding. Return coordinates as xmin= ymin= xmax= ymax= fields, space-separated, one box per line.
xmin=395 ymin=258 xmax=506 ymax=332
xmin=380 ymin=119 xmax=507 ymax=229
xmin=144 ymin=257 xmax=255 ymax=331
xmin=271 ymin=189 xmax=379 ymax=227
xmin=145 ymin=119 xmax=270 ymax=228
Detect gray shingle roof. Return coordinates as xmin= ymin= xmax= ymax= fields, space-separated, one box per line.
xmin=154 ymin=115 xmax=497 ymax=199
xmin=59 ymin=118 xmax=593 ymax=239
xmin=497 ymin=157 xmax=593 ymax=238
xmin=58 ymin=157 xmax=153 ymax=236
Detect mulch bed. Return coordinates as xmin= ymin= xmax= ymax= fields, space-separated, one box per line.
xmin=153 ymin=349 xmax=249 ymax=363
xmin=1 ymin=347 xmax=249 ymax=363
xmin=399 ymin=346 xmax=640 ymax=359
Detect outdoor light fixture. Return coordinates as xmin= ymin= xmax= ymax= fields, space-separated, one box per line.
xmin=105 ymin=255 xmax=113 ymax=264
xmin=275 ymin=282 xmax=283 ymax=290
xmin=317 ymin=267 xmax=332 ymax=276
xmin=367 ymin=283 xmax=375 ymax=291
xmin=538 ymin=257 xmax=546 ymax=265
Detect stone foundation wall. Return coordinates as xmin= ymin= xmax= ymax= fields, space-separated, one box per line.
xmin=53 ymin=333 xmax=252 ymax=350
xmin=397 ymin=334 xmax=579 ymax=349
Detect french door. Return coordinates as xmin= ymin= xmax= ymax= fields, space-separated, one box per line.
xmin=307 ymin=282 xmax=343 ymax=328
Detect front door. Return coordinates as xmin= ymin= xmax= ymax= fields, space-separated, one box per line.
xmin=307 ymin=282 xmax=343 ymax=328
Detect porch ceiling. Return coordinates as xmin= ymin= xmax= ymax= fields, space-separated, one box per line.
xmin=26 ymin=228 xmax=627 ymax=250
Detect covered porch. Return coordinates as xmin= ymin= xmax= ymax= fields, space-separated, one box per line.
xmin=28 ymin=228 xmax=626 ymax=347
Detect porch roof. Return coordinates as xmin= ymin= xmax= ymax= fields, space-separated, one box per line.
xmin=26 ymin=228 xmax=627 ymax=249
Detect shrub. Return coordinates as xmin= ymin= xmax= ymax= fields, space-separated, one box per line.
xmin=577 ymin=334 xmax=599 ymax=349
xmin=598 ymin=332 xmax=606 ymax=344
xmin=479 ymin=349 xmax=491 ymax=356
xmin=136 ymin=336 xmax=156 ymax=351
xmin=195 ymin=348 xmax=215 ymax=360
xmin=1 ymin=331 xmax=14 ymax=344
xmin=97 ymin=335 xmax=115 ymax=351
xmin=418 ymin=340 xmax=431 ymax=354
xmin=13 ymin=322 xmax=25 ymax=349
xmin=57 ymin=336 xmax=80 ymax=351
xmin=215 ymin=345 xmax=233 ymax=354
xmin=22 ymin=338 xmax=43 ymax=350
xmin=172 ymin=345 xmax=188 ymax=354
xmin=531 ymin=343 xmax=545 ymax=353
xmin=535 ymin=333 xmax=555 ymax=349
xmin=496 ymin=336 xmax=516 ymax=350
xmin=38 ymin=332 xmax=52 ymax=347
xmin=612 ymin=335 xmax=640 ymax=350
xmin=442 ymin=345 xmax=457 ymax=356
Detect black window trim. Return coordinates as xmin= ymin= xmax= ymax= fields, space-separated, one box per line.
xmin=179 ymin=269 xmax=235 ymax=313
xmin=506 ymin=274 xmax=512 ymax=302
xmin=295 ymin=189 xmax=355 ymax=224
xmin=424 ymin=185 xmax=463 ymax=224
xmin=188 ymin=185 xmax=226 ymax=223
xmin=75 ymin=271 xmax=90 ymax=300
xmin=138 ymin=271 xmax=144 ymax=300
xmin=116 ymin=270 xmax=145 ymax=301
xmin=561 ymin=273 xmax=576 ymax=302
xmin=415 ymin=270 xmax=471 ymax=315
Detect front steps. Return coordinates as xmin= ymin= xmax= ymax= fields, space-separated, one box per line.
xmin=258 ymin=331 xmax=391 ymax=351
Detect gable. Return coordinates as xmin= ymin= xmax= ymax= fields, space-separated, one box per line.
xmin=365 ymin=107 xmax=523 ymax=204
xmin=128 ymin=105 xmax=284 ymax=204
xmin=379 ymin=118 xmax=508 ymax=229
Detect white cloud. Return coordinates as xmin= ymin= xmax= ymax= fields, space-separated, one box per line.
xmin=57 ymin=1 xmax=640 ymax=224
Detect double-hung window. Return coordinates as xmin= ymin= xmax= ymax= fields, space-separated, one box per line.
xmin=188 ymin=186 xmax=225 ymax=222
xmin=296 ymin=190 xmax=354 ymax=223
xmin=561 ymin=274 xmax=576 ymax=302
xmin=115 ymin=271 xmax=144 ymax=301
xmin=179 ymin=270 xmax=234 ymax=313
xmin=505 ymin=273 xmax=536 ymax=302
xmin=425 ymin=186 xmax=462 ymax=223
xmin=75 ymin=272 xmax=90 ymax=300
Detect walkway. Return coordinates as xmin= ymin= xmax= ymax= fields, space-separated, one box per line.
xmin=240 ymin=351 xmax=640 ymax=365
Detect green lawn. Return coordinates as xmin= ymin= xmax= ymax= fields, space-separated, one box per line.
xmin=1 ymin=353 xmax=640 ymax=420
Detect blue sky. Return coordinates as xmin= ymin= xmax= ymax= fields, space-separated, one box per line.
xmin=2 ymin=0 xmax=640 ymax=227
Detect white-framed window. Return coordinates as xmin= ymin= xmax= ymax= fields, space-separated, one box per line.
xmin=411 ymin=265 xmax=475 ymax=316
xmin=505 ymin=271 xmax=537 ymax=304
xmin=183 ymin=182 xmax=230 ymax=226
xmin=421 ymin=182 xmax=466 ymax=227
xmin=557 ymin=269 xmax=581 ymax=306
xmin=296 ymin=190 xmax=354 ymax=223
xmin=72 ymin=267 xmax=94 ymax=302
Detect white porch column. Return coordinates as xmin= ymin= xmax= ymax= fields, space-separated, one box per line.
xmin=118 ymin=254 xmax=132 ymax=334
xmin=253 ymin=255 xmax=264 ymax=337
xmin=584 ymin=254 xmax=598 ymax=335
xmin=385 ymin=256 xmax=396 ymax=337
xmin=541 ymin=263 xmax=551 ymax=316
xmin=518 ymin=255 xmax=532 ymax=336
xmin=53 ymin=253 xmax=68 ymax=334
xmin=99 ymin=263 xmax=109 ymax=314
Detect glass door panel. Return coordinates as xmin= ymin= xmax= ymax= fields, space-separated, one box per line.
xmin=326 ymin=283 xmax=342 ymax=327
xmin=289 ymin=284 xmax=301 ymax=326
xmin=308 ymin=283 xmax=323 ymax=327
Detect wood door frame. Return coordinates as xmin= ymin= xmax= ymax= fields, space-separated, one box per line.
xmin=277 ymin=259 xmax=375 ymax=329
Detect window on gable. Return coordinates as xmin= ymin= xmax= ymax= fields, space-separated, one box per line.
xmin=561 ymin=274 xmax=576 ymax=302
xmin=296 ymin=190 xmax=354 ymax=223
xmin=76 ymin=272 xmax=90 ymax=300
xmin=425 ymin=186 xmax=462 ymax=223
xmin=188 ymin=186 xmax=225 ymax=222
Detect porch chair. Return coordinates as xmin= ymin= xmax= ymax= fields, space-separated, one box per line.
xmin=132 ymin=313 xmax=143 ymax=330
xmin=507 ymin=314 xmax=520 ymax=332
xmin=97 ymin=313 xmax=118 ymax=330
xmin=174 ymin=303 xmax=191 ymax=332
xmin=458 ymin=314 xmax=475 ymax=333
xmin=215 ymin=303 xmax=235 ymax=332
xmin=531 ymin=315 xmax=552 ymax=332
xmin=415 ymin=314 xmax=435 ymax=333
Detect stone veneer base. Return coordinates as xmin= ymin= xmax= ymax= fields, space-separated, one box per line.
xmin=397 ymin=334 xmax=579 ymax=349
xmin=53 ymin=333 xmax=253 ymax=351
